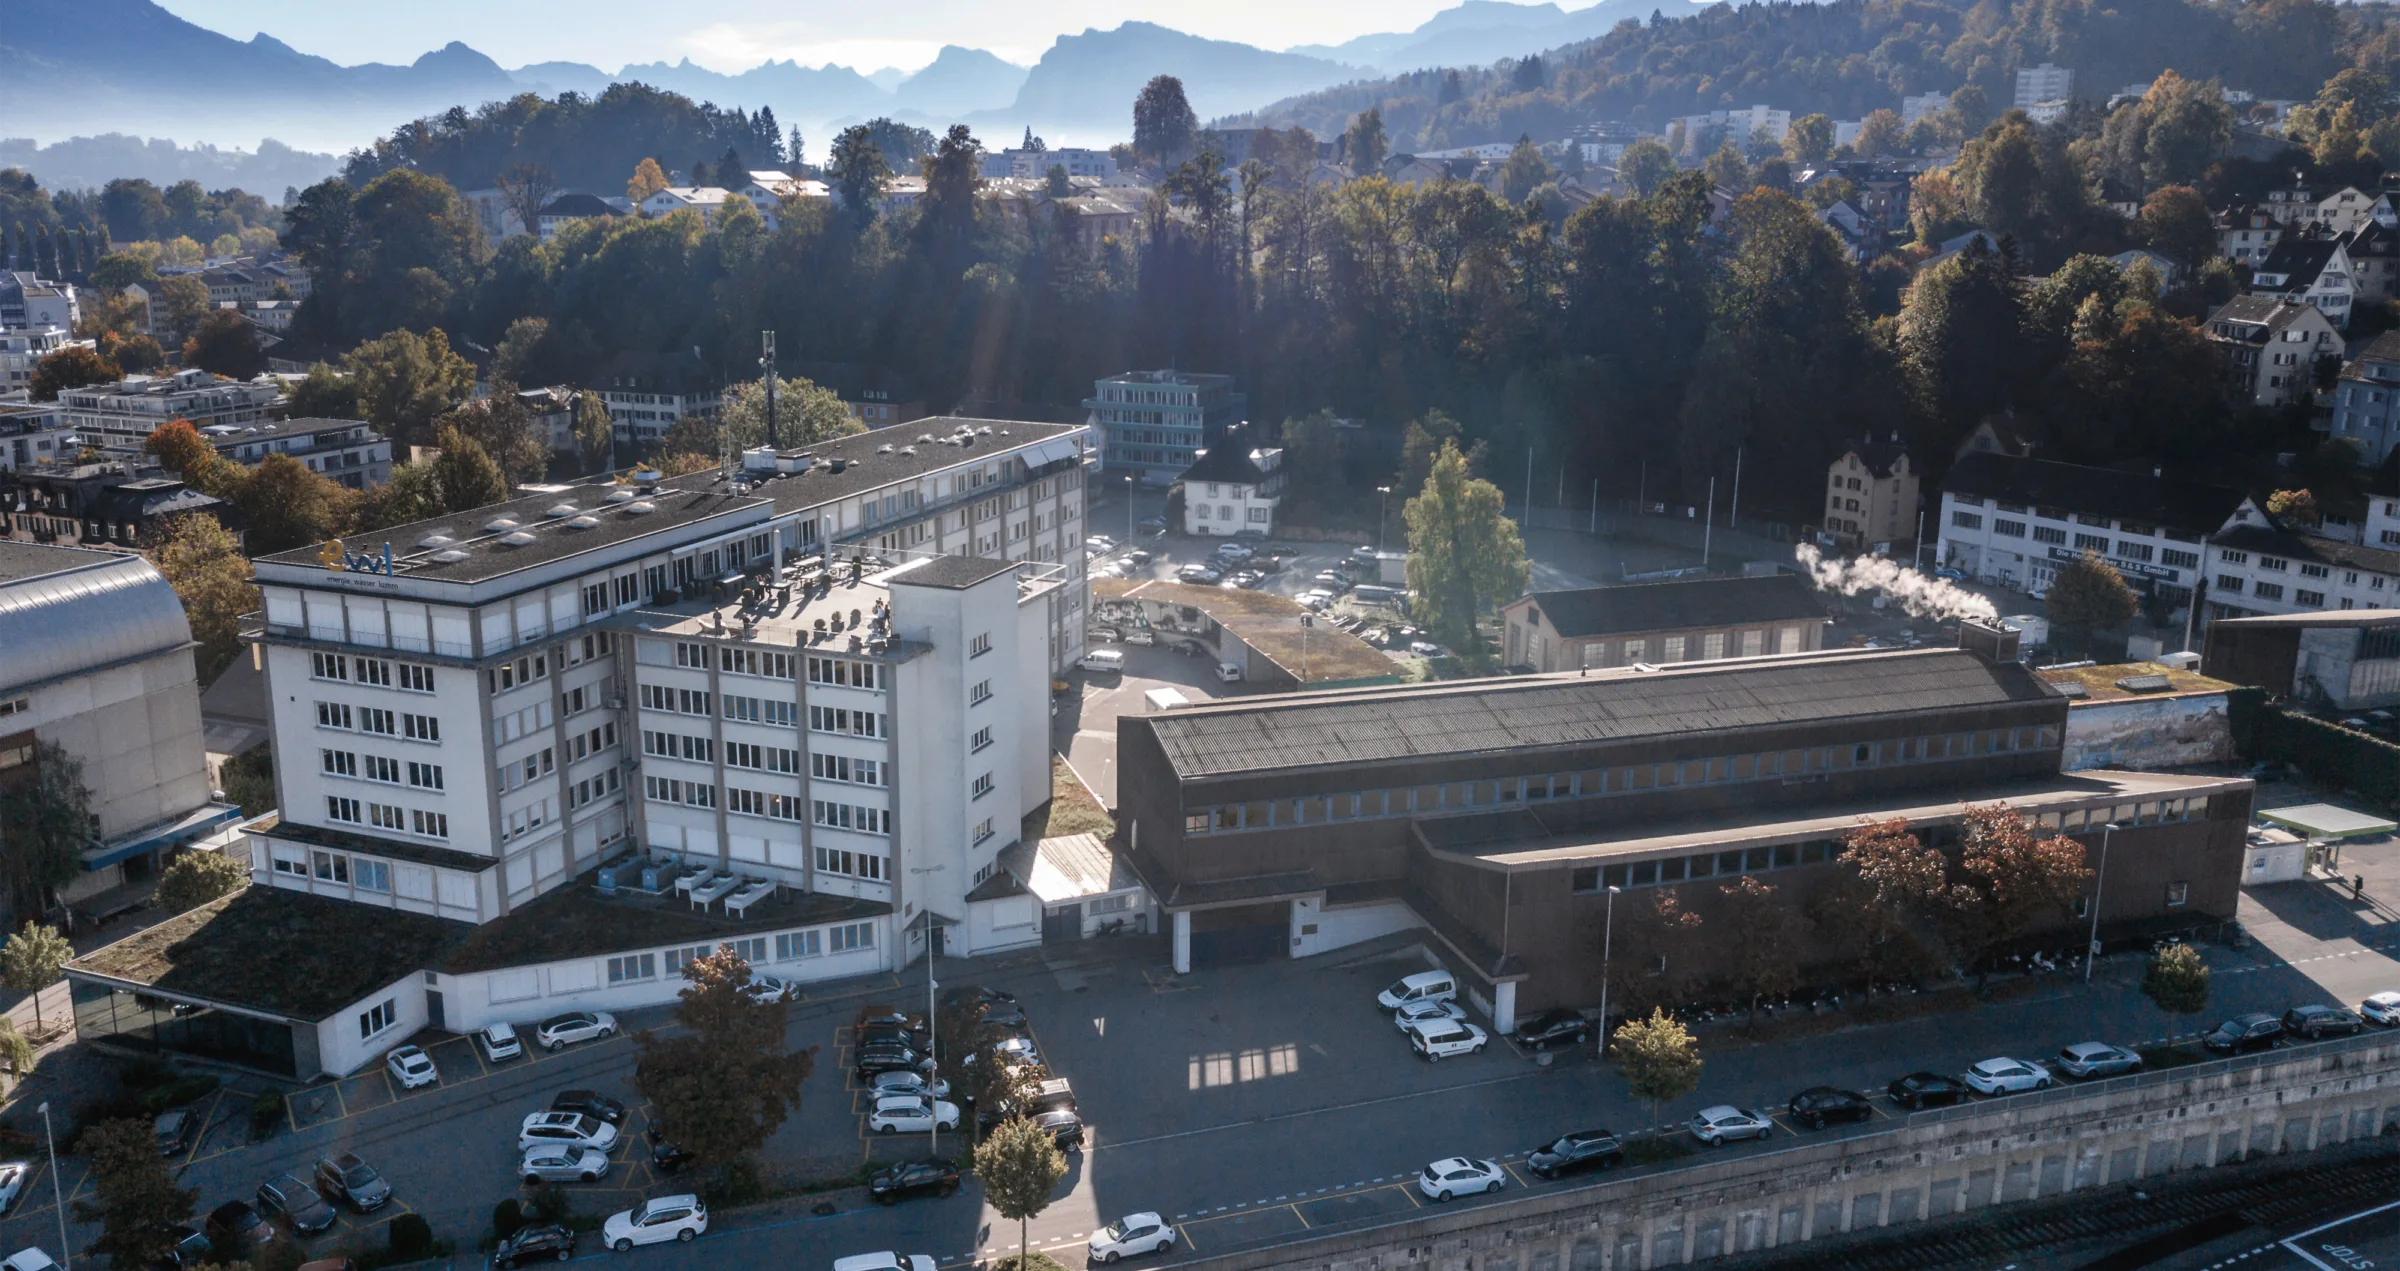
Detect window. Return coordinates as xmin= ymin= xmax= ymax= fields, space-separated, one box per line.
xmin=2115 ymin=541 xmax=2154 ymax=563
xmin=2301 ymin=563 xmax=2331 ymax=579
xmin=358 ymin=998 xmax=397 ymax=1040
xmin=316 ymin=702 xmax=352 ymax=730
xmin=2254 ymin=582 xmax=2285 ymax=601
xmin=2073 ymin=533 xmax=2109 ymax=552
xmin=2162 ymin=548 xmax=2200 ymax=570
xmin=2216 ymin=575 xmax=2245 ymax=593
xmin=806 ymin=657 xmax=883 ymax=690
xmin=810 ymin=753 xmax=883 ymax=785
xmin=411 ymin=809 xmax=449 ymax=839
xmin=2032 ymin=525 xmax=2067 ymax=545
xmin=356 ymin=859 xmax=392 ymax=892
xmin=360 ymin=708 xmax=395 ymax=735
xmin=2220 ymin=550 xmax=2250 ymax=566
xmin=776 ymin=930 xmax=822 ymax=960
xmin=406 ymin=761 xmax=443 ymax=790
xmin=828 ymin=922 xmax=875 ymax=952
xmin=368 ymin=802 xmax=404 ymax=830
xmin=321 ymin=749 xmax=357 ymax=777
xmin=364 ymin=754 xmax=400 ymax=784
xmin=2259 ymin=556 xmax=2289 ymax=572
xmin=311 ymin=652 xmax=348 ymax=681
xmin=1951 ymin=510 xmax=1982 ymax=530
xmin=971 ymin=772 xmax=994 ymax=799
xmin=1571 ymin=867 xmax=1601 ymax=893
xmin=607 ymin=953 xmax=657 ymax=984
xmin=326 ymin=796 xmax=360 ymax=824
xmin=403 ymin=713 xmax=439 ymax=742
xmin=973 ymin=817 xmax=994 ymax=843
xmin=397 ymin=663 xmax=435 ymax=693
xmin=355 ymin=659 xmax=391 ymax=687
xmin=2166 ymin=880 xmax=2189 ymax=907
xmin=969 ymin=632 xmax=991 ymax=658
xmin=970 ymin=726 xmax=993 ymax=752
xmin=810 ymin=707 xmax=885 ymax=737
xmin=812 ymin=801 xmax=891 ymax=834
xmin=971 ymin=679 xmax=992 ymax=705
xmin=2297 ymin=589 xmax=2327 ymax=607
xmin=1993 ymin=519 xmax=2026 ymax=537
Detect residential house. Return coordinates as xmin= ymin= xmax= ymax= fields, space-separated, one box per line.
xmin=533 ymin=193 xmax=625 ymax=242
xmin=639 ymin=187 xmax=734 ymax=224
xmin=1381 ymin=156 xmax=1454 ymax=188
xmin=2206 ymin=525 xmax=2400 ymax=619
xmin=2218 ymin=207 xmax=2283 ymax=264
xmin=734 ymin=172 xmax=832 ymax=226
xmin=2249 ymin=236 xmax=2354 ymax=328
xmin=1056 ymin=190 xmax=1141 ymax=248
xmin=2327 ymin=331 xmax=2400 ymax=465
xmin=1817 ymin=201 xmax=1878 ymax=262
xmin=1953 ymin=414 xmax=2038 ymax=461
xmin=1084 ymin=370 xmax=1245 ymax=485
xmin=2204 ymin=296 xmax=2339 ymax=409
xmin=200 ymin=265 xmax=270 ymax=305
xmin=2316 ymin=186 xmax=2377 ymax=237
xmin=0 ymin=405 xmax=74 ymax=473
xmin=0 ymin=461 xmax=234 ymax=551
xmin=1175 ymin=426 xmax=1284 ymax=537
xmin=1921 ymin=228 xmax=2002 ymax=271
xmin=1937 ymin=451 xmax=2258 ymax=605
xmin=2109 ymin=248 xmax=2187 ymax=287
xmin=2340 ymin=221 xmax=2400 ymax=304
xmin=1900 ymin=91 xmax=1950 ymax=126
xmin=1823 ymin=435 xmax=1920 ymax=553
xmin=2263 ymin=184 xmax=2319 ymax=227
xmin=597 ymin=354 xmax=722 ymax=446
xmin=2014 ymin=63 xmax=2073 ymax=110
xmin=978 ymin=148 xmax=1117 ymax=180
xmin=512 ymin=386 xmax=581 ymax=454
xmin=457 ymin=188 xmax=528 ymax=241
xmin=1499 ymin=574 xmax=1829 ymax=672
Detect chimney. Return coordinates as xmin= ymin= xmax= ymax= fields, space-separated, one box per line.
xmin=1957 ymin=618 xmax=2022 ymax=664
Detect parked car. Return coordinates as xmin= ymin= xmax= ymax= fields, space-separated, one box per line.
xmin=551 ymin=1090 xmax=626 ymax=1125
xmin=518 ymin=1112 xmax=618 ymax=1153
xmin=1175 ymin=565 xmax=1222 ymax=584
xmin=1077 ymin=650 xmax=1126 ymax=675
xmin=643 ymin=1125 xmax=692 ymax=1175
xmin=601 ymin=1195 xmax=707 ymax=1252
xmin=866 ymin=1096 xmax=960 ymax=1135
xmin=1962 ymin=1058 xmax=2053 ymax=1095
xmin=1137 ymin=516 xmax=1166 ymax=534
xmin=478 ymin=1022 xmax=524 ymax=1063
xmin=1688 ymin=1106 xmax=1773 ymax=1145
xmin=741 ymin=974 xmax=795 ymax=1004
xmin=521 ymin=1144 xmax=610 ymax=1185
xmin=491 ymin=1224 xmax=576 ymax=1269
xmin=1513 ymin=1009 xmax=1592 ymax=1051
xmin=154 ymin=1110 xmax=194 ymax=1158
xmin=2362 ymin=991 xmax=2400 ymax=1026
xmin=852 ymin=1043 xmax=932 ymax=1081
xmin=535 ymin=1011 xmax=617 ymax=1051
xmin=1088 ymin=1214 xmax=1178 ymax=1263
xmin=311 ymin=1153 xmax=390 ymax=1211
xmin=1379 ymin=970 xmax=1457 ymax=1010
xmin=1416 ymin=1157 xmax=1505 ymax=1201
xmin=256 ymin=1175 xmax=336 ymax=1235
xmin=1786 ymin=1087 xmax=1875 ymax=1129
xmin=205 ymin=1201 xmax=274 ymax=1249
xmin=2054 ymin=1042 xmax=2143 ymax=1080
xmin=1392 ymin=999 xmax=1466 ymax=1032
xmin=869 ymin=1159 xmax=959 ymax=1205
xmin=2285 ymin=1004 xmax=2366 ymax=1039
xmin=1526 ymin=1130 xmax=1622 ymax=1179
xmin=1214 ymin=543 xmax=1255 ymax=563
xmin=384 ymin=1045 xmax=437 ymax=1090
xmin=0 ymin=1252 xmax=54 ymax=1271
xmin=1408 ymin=1019 xmax=1489 ymax=1061
xmin=977 ymin=1000 xmax=1029 ymax=1029
xmin=1125 ymin=549 xmax=1152 ymax=566
xmin=855 ymin=1006 xmax=927 ymax=1032
xmin=0 ymin=1163 xmax=25 ymax=1215
xmin=1313 ymin=571 xmax=1352 ymax=592
xmin=160 ymin=1225 xmax=209 ymax=1268
xmin=1033 ymin=1108 xmax=1086 ymax=1151
xmin=2204 ymin=1013 xmax=2285 ymax=1055
xmin=872 ymin=1070 xmax=952 ymax=1100
xmin=943 ymin=984 xmax=1018 ymax=1011
xmin=1886 ymin=1072 xmax=1974 ymax=1110
xmin=1086 ymin=625 xmax=1121 ymax=643
xmin=833 ymin=1256 xmax=935 ymax=1271
xmin=1409 ymin=641 xmax=1445 ymax=657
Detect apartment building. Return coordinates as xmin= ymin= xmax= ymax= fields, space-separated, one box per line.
xmin=2249 ymin=237 xmax=2355 ymax=329
xmin=2206 ymin=528 xmax=2400 ymax=619
xmin=1175 ymin=428 xmax=1284 ymax=536
xmin=0 ymin=463 xmax=232 ymax=550
xmin=2013 ymin=62 xmax=2074 ymax=110
xmin=2207 ymin=297 xmax=2340 ymax=409
xmin=1936 ymin=452 xmax=2258 ymax=605
xmin=2327 ymin=331 xmax=2400 ymax=465
xmin=62 ymin=420 xmax=1093 ymax=1079
xmin=0 ymin=273 xmax=77 ymax=331
xmin=1084 ymin=370 xmax=1245 ymax=485
xmin=979 ymin=148 xmax=1118 ymax=180
xmin=0 ymin=327 xmax=88 ymax=397
xmin=205 ymin=418 xmax=393 ymax=488
xmin=0 ymin=405 xmax=74 ymax=473
xmin=55 ymin=369 xmax=282 ymax=449
xmin=1823 ymin=435 xmax=1920 ymax=552
xmin=598 ymin=356 xmax=722 ymax=445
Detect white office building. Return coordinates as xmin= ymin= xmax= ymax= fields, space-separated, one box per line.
xmin=63 ymin=420 xmax=1093 ymax=1080
xmin=1936 ymin=452 xmax=2258 ymax=606
xmin=0 ymin=327 xmax=87 ymax=397
xmin=56 ymin=369 xmax=282 ymax=449
xmin=2015 ymin=62 xmax=2074 ymax=110
xmin=205 ymin=418 xmax=393 ymax=489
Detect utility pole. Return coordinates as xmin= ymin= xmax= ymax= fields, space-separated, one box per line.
xmin=1523 ymin=448 xmax=1534 ymax=529
xmin=1729 ymin=448 xmax=1742 ymax=531
xmin=1702 ymin=478 xmax=1715 ymax=569
xmin=1589 ymin=478 xmax=1598 ymax=535
xmin=759 ymin=330 xmax=778 ymax=449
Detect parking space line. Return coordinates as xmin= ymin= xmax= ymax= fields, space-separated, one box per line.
xmin=1288 ymin=1204 xmax=1310 ymax=1228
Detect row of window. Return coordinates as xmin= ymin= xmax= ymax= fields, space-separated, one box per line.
xmin=321 ymin=797 xmax=449 ymax=840
xmin=503 ymin=797 xmax=553 ymax=842
xmin=605 ymin=923 xmax=875 ymax=986
xmin=728 ymin=741 xmax=800 ymax=774
xmin=812 ymin=753 xmax=884 ymax=787
xmin=499 ymin=747 xmax=555 ymax=792
xmin=1183 ymin=727 xmax=2062 ymax=834
xmin=809 ymin=706 xmax=886 ymax=737
xmin=646 ymin=776 xmax=715 ymax=808
xmin=813 ymin=801 xmax=891 ymax=835
xmin=724 ymin=695 xmax=798 ymax=726
xmin=727 ymin=788 xmax=805 ymax=820
xmin=486 ymin=652 xmax=551 ymax=696
xmin=816 ymin=846 xmax=887 ymax=880
xmin=644 ymin=730 xmax=714 ymax=763
xmin=312 ymin=652 xmax=437 ymax=693
xmin=494 ymin=700 xmax=550 ymax=743
xmin=316 ymin=702 xmax=441 ymax=742
xmin=568 ymin=767 xmax=622 ymax=810
xmin=807 ymin=657 xmax=885 ymax=690
xmin=321 ymin=750 xmax=445 ymax=791
xmin=272 ymin=847 xmax=401 ymax=891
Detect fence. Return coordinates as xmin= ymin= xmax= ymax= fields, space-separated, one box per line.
xmin=1522 ymin=501 xmax=1801 ymax=568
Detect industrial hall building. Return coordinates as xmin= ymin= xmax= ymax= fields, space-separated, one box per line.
xmin=1115 ymin=624 xmax=2252 ymax=1031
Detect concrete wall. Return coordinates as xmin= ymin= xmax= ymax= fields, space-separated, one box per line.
xmin=1180 ymin=1032 xmax=2400 ymax=1271
xmin=2062 ymin=694 xmax=2234 ymax=771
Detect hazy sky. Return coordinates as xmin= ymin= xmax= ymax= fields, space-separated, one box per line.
xmin=153 ymin=0 xmax=1468 ymax=73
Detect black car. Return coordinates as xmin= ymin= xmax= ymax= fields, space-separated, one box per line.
xmin=1034 ymin=1108 xmax=1086 ymax=1151
xmin=979 ymin=1001 xmax=1031 ymax=1030
xmin=152 ymin=1223 xmax=209 ymax=1270
xmin=1526 ymin=1129 xmax=1623 ymax=1179
xmin=1515 ymin=1010 xmax=1592 ymax=1051
xmin=154 ymin=1110 xmax=194 ymax=1158
xmin=944 ymin=984 xmax=1019 ymax=1010
xmin=853 ymin=1043 xmax=929 ymax=1081
xmin=205 ymin=1200 xmax=274 ymax=1250
xmin=645 ymin=1126 xmax=694 ymax=1175
xmin=551 ymin=1089 xmax=626 ymax=1124
xmin=1886 ymin=1072 xmax=1974 ymax=1110
xmin=313 ymin=1153 xmax=391 ymax=1211
xmin=256 ymin=1173 xmax=337 ymax=1235
xmin=493 ymin=1223 xmax=577 ymax=1268
xmin=2284 ymin=1005 xmax=2365 ymax=1040
xmin=2205 ymin=1013 xmax=2285 ymax=1054
xmin=870 ymin=1158 xmax=962 ymax=1205
xmin=859 ymin=1022 xmax=931 ymax=1052
xmin=1787 ymin=1087 xmax=1875 ymax=1129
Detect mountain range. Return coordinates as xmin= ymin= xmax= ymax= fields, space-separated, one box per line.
xmin=0 ymin=0 xmax=1671 ymax=174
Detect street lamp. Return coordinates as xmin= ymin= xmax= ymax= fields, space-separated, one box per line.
xmin=1596 ymin=884 xmax=1622 ymax=1059
xmin=909 ymin=865 xmax=947 ymax=1155
xmin=1122 ymin=473 xmax=1136 ymax=547
xmin=38 ymin=1101 xmax=65 ymax=1271
xmin=1376 ymin=486 xmax=1393 ymax=557
xmin=2084 ymin=822 xmax=2119 ymax=985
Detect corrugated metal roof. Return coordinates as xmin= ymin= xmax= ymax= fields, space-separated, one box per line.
xmin=1147 ymin=649 xmax=2050 ymax=779
xmin=0 ymin=547 xmax=191 ymax=694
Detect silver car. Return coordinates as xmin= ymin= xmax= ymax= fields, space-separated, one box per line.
xmin=2055 ymin=1042 xmax=2143 ymax=1080
xmin=520 ymin=1144 xmax=610 ymax=1184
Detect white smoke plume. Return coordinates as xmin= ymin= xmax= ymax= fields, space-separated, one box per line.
xmin=1793 ymin=543 xmax=2000 ymax=622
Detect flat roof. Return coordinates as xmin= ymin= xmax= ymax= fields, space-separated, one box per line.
xmin=251 ymin=814 xmax=500 ymax=873
xmin=442 ymin=877 xmax=889 ymax=974
xmin=1421 ymin=769 xmax=2250 ymax=869
xmin=70 ymin=887 xmax=472 ymax=1021
xmin=2036 ymin=661 xmax=2236 ymax=701
xmin=2208 ymin=610 xmax=2400 ymax=630
xmin=1517 ymin=574 xmax=1828 ymax=640
xmin=2258 ymin=803 xmax=2399 ymax=839
xmin=1141 ymin=647 xmax=2057 ymax=780
xmin=0 ymin=540 xmax=120 ymax=584
xmin=1098 ymin=578 xmax=1395 ymax=683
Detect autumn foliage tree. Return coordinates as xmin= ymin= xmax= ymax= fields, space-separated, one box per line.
xmin=1943 ymin=804 xmax=2093 ymax=986
xmin=1608 ymin=888 xmax=1704 ymax=1018
xmin=632 ymin=949 xmax=814 ymax=1172
xmin=146 ymin=512 xmax=257 ymax=685
xmin=1717 ymin=874 xmax=1807 ymax=1025
xmin=74 ymin=1118 xmax=196 ymax=1270
xmin=1817 ymin=818 xmax=1948 ymax=995
xmin=29 ymin=343 xmax=118 ymax=401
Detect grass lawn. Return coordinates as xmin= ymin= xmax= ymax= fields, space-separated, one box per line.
xmin=1023 ymin=755 xmax=1115 ymax=843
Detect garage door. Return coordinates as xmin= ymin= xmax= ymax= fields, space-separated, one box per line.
xmin=1189 ymin=902 xmax=1288 ymax=967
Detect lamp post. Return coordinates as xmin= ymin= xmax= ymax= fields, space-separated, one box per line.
xmin=1596 ymin=884 xmax=1622 ymax=1058
xmin=909 ymin=865 xmax=946 ymax=1154
xmin=1123 ymin=473 xmax=1136 ymax=548
xmin=1376 ymin=486 xmax=1393 ymax=557
xmin=2084 ymin=822 xmax=2119 ymax=985
xmin=38 ymin=1101 xmax=65 ymax=1271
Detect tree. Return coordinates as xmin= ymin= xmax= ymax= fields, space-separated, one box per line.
xmin=1617 ymin=139 xmax=1675 ymax=198
xmin=1784 ymin=113 xmax=1835 ymax=166
xmin=1610 ymin=1007 xmax=1701 ymax=1128
xmin=155 ymin=849 xmax=249 ymax=915
xmin=1897 ymin=240 xmax=2034 ymax=433
xmin=2097 ymin=71 xmax=2234 ymax=192
xmin=28 ymin=343 xmax=117 ymax=401
xmin=1939 ymin=807 xmax=2091 ymax=986
xmin=0 ymin=741 xmax=91 ymax=918
xmin=491 ymin=316 xmax=552 ymax=386
xmin=2044 ymin=552 xmax=2138 ymax=657
xmin=1133 ymin=76 xmax=1199 ymax=166
xmin=1819 ymin=817 xmax=1948 ymax=995
xmin=345 ymin=328 xmax=476 ymax=448
xmin=627 ymin=157 xmax=669 ymax=204
xmin=632 ymin=949 xmax=814 ymax=1170
xmin=2141 ymin=942 xmax=2210 ymax=1041
xmin=2139 ymin=185 xmax=2216 ymax=268
xmin=0 ymin=1018 xmax=33 ymax=1081
xmin=1853 ymin=109 xmax=1905 ymax=160
xmin=89 ymin=251 xmax=158 ymax=289
xmin=0 ymin=923 xmax=71 ymax=1032
xmin=73 ymin=1118 xmax=197 ymax=1271
xmin=574 ymin=391 xmax=615 ymax=474
xmin=1499 ymin=137 xmax=1551 ymax=205
xmin=182 ymin=309 xmax=264 ymax=379
xmin=433 ymin=393 xmax=548 ymax=489
xmin=1403 ymin=439 xmax=1528 ymax=658
xmin=144 ymin=419 xmax=230 ymax=488
xmin=2268 ymin=488 xmax=2320 ymax=527
xmin=1045 ymin=165 xmax=1072 ymax=199
xmin=715 ymin=375 xmax=865 ymax=451
xmin=495 ymin=162 xmax=558 ymax=236
xmin=429 ymin=428 xmax=510 ymax=513
xmin=286 ymin=362 xmax=360 ymax=420
xmin=1344 ymin=108 xmax=1388 ymax=175
xmin=153 ymin=274 xmax=210 ymax=344
xmin=975 ymin=1115 xmax=1068 ymax=1271
xmin=1716 ymin=874 xmax=1806 ymax=1026
xmin=1703 ymin=142 xmax=1749 ymax=192
xmin=146 ymin=512 xmax=256 ymax=685
xmin=828 ymin=126 xmax=892 ymax=224
xmin=234 ymin=453 xmax=355 ymax=555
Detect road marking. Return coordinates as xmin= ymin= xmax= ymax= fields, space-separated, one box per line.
xmin=1289 ymin=1204 xmax=1311 ymax=1228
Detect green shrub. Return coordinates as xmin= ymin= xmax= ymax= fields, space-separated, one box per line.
xmin=389 ymin=1213 xmax=433 ymax=1258
xmin=141 ymin=1074 xmax=219 ymax=1112
xmin=250 ymin=1090 xmax=284 ymax=1137
xmin=527 ymin=1184 xmax=571 ymax=1223
xmin=492 ymin=1200 xmax=525 ymax=1242
xmin=700 ymin=1157 xmax=767 ymax=1208
xmin=2257 ymin=710 xmax=2400 ymax=810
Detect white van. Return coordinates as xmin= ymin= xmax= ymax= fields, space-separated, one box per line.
xmin=1377 ymin=970 xmax=1457 ymax=1010
xmin=1077 ymin=650 xmax=1126 ymax=675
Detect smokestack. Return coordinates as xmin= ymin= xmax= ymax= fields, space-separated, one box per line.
xmin=1957 ymin=618 xmax=2022 ymax=664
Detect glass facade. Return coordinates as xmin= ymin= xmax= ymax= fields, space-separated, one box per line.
xmin=72 ymin=979 xmax=298 ymax=1077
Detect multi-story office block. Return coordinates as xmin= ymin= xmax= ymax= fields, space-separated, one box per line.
xmin=1084 ymin=371 xmax=1244 ymax=485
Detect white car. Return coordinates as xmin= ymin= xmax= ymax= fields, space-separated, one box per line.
xmin=479 ymin=1022 xmax=525 ymax=1063
xmin=518 ymin=1111 xmax=619 ymax=1153
xmin=1408 ymin=1020 xmax=1489 ymax=1061
xmin=871 ymin=1070 xmax=952 ymax=1100
xmin=1962 ymin=1057 xmax=2053 ymax=1095
xmin=833 ymin=1256 xmax=936 ymax=1271
xmin=602 ymin=1194 xmax=707 ymax=1252
xmin=0 ymin=1250 xmax=57 ymax=1271
xmin=867 ymin=1096 xmax=961 ymax=1135
xmin=385 ymin=1045 xmax=438 ymax=1089
xmin=536 ymin=1011 xmax=618 ymax=1051
xmin=0 ymin=1162 xmax=27 ymax=1215
xmin=520 ymin=1144 xmax=610 ymax=1184
xmin=2054 ymin=1042 xmax=2143 ymax=1080
xmin=742 ymin=975 xmax=795 ymax=1004
xmin=1088 ymin=1213 xmax=1179 ymax=1263
xmin=1393 ymin=999 xmax=1467 ymax=1032
xmin=1688 ymin=1106 xmax=1773 ymax=1145
xmin=2362 ymin=991 xmax=2400 ymax=1025
xmin=1416 ymin=1157 xmax=1505 ymax=1201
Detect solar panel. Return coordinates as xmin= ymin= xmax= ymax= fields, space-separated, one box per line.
xmin=2113 ymin=674 xmax=2172 ymax=693
xmin=2050 ymin=681 xmax=2089 ymax=699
